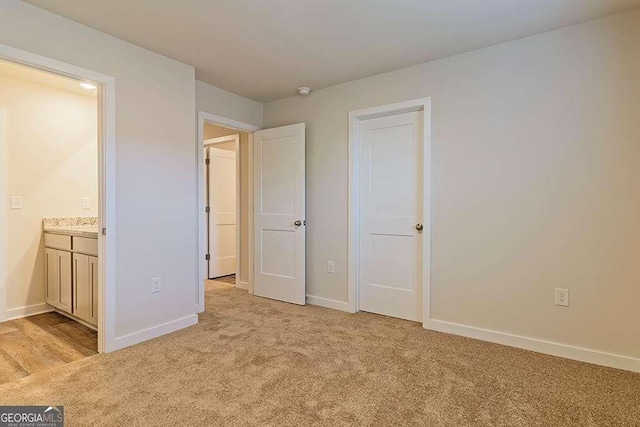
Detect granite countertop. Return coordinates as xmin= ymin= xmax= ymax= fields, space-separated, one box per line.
xmin=43 ymin=217 xmax=99 ymax=239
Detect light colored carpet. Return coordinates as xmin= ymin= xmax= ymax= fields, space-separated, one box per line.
xmin=0 ymin=287 xmax=638 ymax=426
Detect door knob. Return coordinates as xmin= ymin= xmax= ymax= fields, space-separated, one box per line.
xmin=294 ymin=220 xmax=302 ymax=226
xmin=415 ymin=223 xmax=424 ymax=231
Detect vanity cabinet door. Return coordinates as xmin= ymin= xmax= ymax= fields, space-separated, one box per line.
xmin=45 ymin=248 xmax=60 ymax=308
xmin=73 ymin=253 xmax=91 ymax=323
xmin=89 ymin=256 xmax=98 ymax=326
xmin=58 ymin=250 xmax=73 ymax=312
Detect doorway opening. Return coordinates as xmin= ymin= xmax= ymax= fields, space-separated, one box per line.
xmin=197 ymin=113 xmax=259 ymax=311
xmin=0 ymin=44 xmax=116 ymax=359
xmin=196 ymin=113 xmax=308 ymax=311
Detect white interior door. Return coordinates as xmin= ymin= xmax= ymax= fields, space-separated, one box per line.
xmin=358 ymin=111 xmax=424 ymax=321
xmin=208 ymin=147 xmax=237 ymax=278
xmin=253 ymin=123 xmax=306 ymax=305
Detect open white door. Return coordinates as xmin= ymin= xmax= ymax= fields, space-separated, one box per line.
xmin=207 ymin=147 xmax=237 ymax=278
xmin=253 ymin=123 xmax=306 ymax=305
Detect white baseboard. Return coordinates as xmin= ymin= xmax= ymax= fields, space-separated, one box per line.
xmin=112 ymin=314 xmax=198 ymax=351
xmin=6 ymin=303 xmax=54 ymax=320
xmin=236 ymin=281 xmax=249 ymax=290
xmin=306 ymin=295 xmax=351 ymax=312
xmin=427 ymin=319 xmax=640 ymax=373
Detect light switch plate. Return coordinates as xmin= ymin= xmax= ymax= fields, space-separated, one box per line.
xmin=11 ymin=196 xmax=23 ymax=209
xmin=82 ymin=197 xmax=91 ymax=209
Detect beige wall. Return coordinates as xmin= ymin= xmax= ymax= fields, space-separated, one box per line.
xmin=264 ymin=9 xmax=640 ymax=359
xmin=0 ymin=0 xmax=197 ymax=339
xmin=197 ymin=80 xmax=263 ymax=128
xmin=204 ymin=123 xmax=250 ymax=285
xmin=0 ymin=2 xmax=266 ymax=343
xmin=0 ymin=73 xmax=97 ymax=312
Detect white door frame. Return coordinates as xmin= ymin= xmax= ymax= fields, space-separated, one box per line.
xmin=196 ymin=112 xmax=260 ymax=313
xmin=347 ymin=98 xmax=432 ymax=327
xmin=0 ymin=43 xmax=117 ymax=352
xmin=204 ymin=134 xmax=240 ymax=281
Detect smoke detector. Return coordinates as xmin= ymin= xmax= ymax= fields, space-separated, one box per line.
xmin=297 ymin=87 xmax=311 ymax=96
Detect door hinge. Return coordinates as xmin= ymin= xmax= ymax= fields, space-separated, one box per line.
xmin=102 ymin=227 xmax=107 ymax=236
xmin=205 ymin=254 xmax=210 ymax=261
xmin=205 ymin=158 xmax=210 ymax=165
xmin=205 ymin=206 xmax=210 ymax=213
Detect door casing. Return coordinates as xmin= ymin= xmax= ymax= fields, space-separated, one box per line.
xmin=347 ymin=98 xmax=432 ymax=327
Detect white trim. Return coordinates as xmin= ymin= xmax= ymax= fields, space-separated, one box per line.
xmin=237 ymin=281 xmax=249 ymax=290
xmin=200 ymin=113 xmax=261 ymax=134
xmin=197 ymin=111 xmax=260 ymax=313
xmin=428 ymin=319 xmax=640 ymax=373
xmin=204 ymin=134 xmax=239 ymax=146
xmin=347 ymin=98 xmax=432 ymax=319
xmin=0 ymin=44 xmax=116 ymax=353
xmin=6 ymin=303 xmax=54 ymax=321
xmin=247 ymin=132 xmax=255 ymax=296
xmin=0 ymin=108 xmax=6 ymax=323
xmin=112 ymin=314 xmax=198 ymax=351
xmin=204 ymin=134 xmax=241 ymax=284
xmin=305 ymin=295 xmax=351 ymax=312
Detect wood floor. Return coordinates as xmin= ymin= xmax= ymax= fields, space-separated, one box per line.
xmin=0 ymin=312 xmax=97 ymax=386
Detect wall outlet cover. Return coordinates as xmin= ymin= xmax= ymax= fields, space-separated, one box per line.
xmin=327 ymin=261 xmax=335 ymax=274
xmin=555 ymin=288 xmax=569 ymax=307
xmin=82 ymin=197 xmax=91 ymax=209
xmin=152 ymin=276 xmax=162 ymax=293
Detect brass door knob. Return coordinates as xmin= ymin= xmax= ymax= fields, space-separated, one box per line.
xmin=415 ymin=223 xmax=424 ymax=231
xmin=294 ymin=220 xmax=302 ymax=226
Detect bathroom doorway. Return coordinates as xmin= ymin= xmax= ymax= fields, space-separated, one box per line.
xmin=0 ymin=43 xmax=116 ymax=354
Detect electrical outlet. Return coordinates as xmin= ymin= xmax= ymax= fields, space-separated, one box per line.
xmin=152 ymin=276 xmax=161 ymax=294
xmin=555 ymin=288 xmax=569 ymax=307
xmin=82 ymin=197 xmax=91 ymax=209
xmin=11 ymin=196 xmax=23 ymax=209
xmin=327 ymin=261 xmax=335 ymax=274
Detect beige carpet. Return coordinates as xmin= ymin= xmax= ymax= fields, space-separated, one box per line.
xmin=0 ymin=287 xmax=638 ymax=426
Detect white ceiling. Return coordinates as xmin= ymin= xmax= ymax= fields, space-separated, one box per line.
xmin=23 ymin=0 xmax=640 ymax=102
